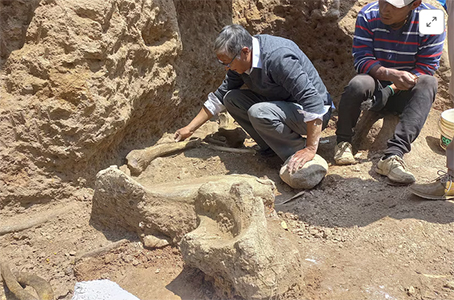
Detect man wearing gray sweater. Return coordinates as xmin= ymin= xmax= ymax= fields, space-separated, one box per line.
xmin=174 ymin=24 xmax=332 ymax=174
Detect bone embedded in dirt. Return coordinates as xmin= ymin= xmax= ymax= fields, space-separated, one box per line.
xmin=180 ymin=179 xmax=302 ymax=299
xmin=280 ymin=154 xmax=328 ymax=189
xmin=126 ymin=139 xmax=201 ymax=176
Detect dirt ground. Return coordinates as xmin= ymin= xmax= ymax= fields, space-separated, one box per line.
xmin=1 ymin=93 xmax=454 ymax=300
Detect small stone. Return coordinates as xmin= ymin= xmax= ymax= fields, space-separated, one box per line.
xmin=309 ymin=228 xmax=318 ymax=235
xmin=444 ymin=281 xmax=454 ymax=290
xmin=69 ymin=251 xmax=76 ymax=256
xmin=65 ymin=267 xmax=73 ymax=276
xmin=280 ymin=221 xmax=288 ymax=230
xmin=314 ymin=232 xmax=323 ymax=238
xmin=295 ymin=229 xmax=305 ymax=236
xmin=142 ymin=235 xmax=169 ymax=249
xmin=407 ymin=286 xmax=415 ymax=295
xmin=22 ymin=84 xmax=34 ymax=94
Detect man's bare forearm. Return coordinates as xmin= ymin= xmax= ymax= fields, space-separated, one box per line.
xmin=187 ymin=106 xmax=213 ymax=132
xmin=305 ymin=118 xmax=323 ymax=153
xmin=370 ymin=65 xmax=393 ymax=81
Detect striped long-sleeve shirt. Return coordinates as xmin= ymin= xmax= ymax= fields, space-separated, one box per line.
xmin=353 ymin=1 xmax=446 ymax=77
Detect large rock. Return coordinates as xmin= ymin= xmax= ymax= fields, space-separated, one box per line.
xmin=92 ymin=166 xmax=301 ymax=298
xmin=180 ymin=179 xmax=302 ymax=300
xmin=0 ymin=0 xmax=183 ymax=207
xmin=279 ymin=154 xmax=328 ymax=189
xmin=92 ymin=166 xmax=276 ymax=244
xmin=91 ymin=166 xmax=198 ymax=244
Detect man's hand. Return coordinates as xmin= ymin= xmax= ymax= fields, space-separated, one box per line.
xmin=287 ymin=147 xmax=316 ymax=174
xmin=370 ymin=66 xmax=418 ymax=91
xmin=174 ymin=106 xmax=214 ymax=142
xmin=389 ymin=70 xmax=417 ymax=90
xmin=174 ymin=126 xmax=193 ymax=142
xmin=287 ymin=118 xmax=322 ymax=174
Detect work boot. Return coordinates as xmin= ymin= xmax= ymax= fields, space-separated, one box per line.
xmin=334 ymin=141 xmax=355 ymax=165
xmin=376 ymin=155 xmax=415 ymax=184
xmin=409 ymin=171 xmax=454 ymax=200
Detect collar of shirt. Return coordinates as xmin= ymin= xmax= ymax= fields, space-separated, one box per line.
xmin=245 ymin=37 xmax=262 ymax=75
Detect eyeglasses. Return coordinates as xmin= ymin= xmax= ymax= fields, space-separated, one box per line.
xmin=218 ymin=50 xmax=241 ymax=68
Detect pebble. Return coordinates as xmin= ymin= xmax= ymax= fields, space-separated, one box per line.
xmin=143 ymin=235 xmax=169 ymax=249
xmin=444 ymin=281 xmax=454 ymax=290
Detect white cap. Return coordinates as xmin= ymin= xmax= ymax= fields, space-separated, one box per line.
xmin=385 ymin=0 xmax=415 ymax=8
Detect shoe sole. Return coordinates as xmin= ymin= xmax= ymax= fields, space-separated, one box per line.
xmin=409 ymin=188 xmax=454 ymax=200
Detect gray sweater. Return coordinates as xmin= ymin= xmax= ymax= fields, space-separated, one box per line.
xmin=213 ymin=34 xmax=331 ymax=115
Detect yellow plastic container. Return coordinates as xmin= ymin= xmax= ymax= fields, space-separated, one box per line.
xmin=439 ymin=108 xmax=454 ymax=150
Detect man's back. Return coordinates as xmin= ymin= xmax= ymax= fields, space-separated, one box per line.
xmin=215 ymin=34 xmax=332 ymax=115
xmin=254 ymin=34 xmax=328 ymax=103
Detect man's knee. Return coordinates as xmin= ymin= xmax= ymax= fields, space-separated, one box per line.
xmin=248 ymin=102 xmax=272 ymax=122
xmin=345 ymin=74 xmax=376 ymax=95
xmin=416 ymin=75 xmax=438 ymax=93
xmin=223 ymin=89 xmax=243 ymax=109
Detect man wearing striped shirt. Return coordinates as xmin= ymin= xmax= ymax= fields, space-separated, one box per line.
xmin=334 ymin=0 xmax=446 ymax=184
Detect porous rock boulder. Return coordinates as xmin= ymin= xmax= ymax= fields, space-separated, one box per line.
xmin=92 ymin=165 xmax=301 ymax=298
xmin=279 ymin=154 xmax=328 ymax=189
xmin=91 ymin=166 xmax=277 ymax=244
xmin=180 ymin=179 xmax=302 ymax=300
xmin=91 ymin=165 xmax=198 ymax=244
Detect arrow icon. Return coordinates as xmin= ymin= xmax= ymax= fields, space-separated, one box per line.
xmin=419 ymin=9 xmax=445 ymax=35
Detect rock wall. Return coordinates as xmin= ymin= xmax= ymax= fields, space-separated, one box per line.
xmin=232 ymin=0 xmax=355 ymax=103
xmin=0 ymin=0 xmax=182 ymax=207
xmin=0 ymin=0 xmax=450 ymax=208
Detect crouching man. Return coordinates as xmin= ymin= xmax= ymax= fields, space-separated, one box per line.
xmin=334 ymin=0 xmax=445 ymax=185
xmin=175 ymin=24 xmax=333 ymax=185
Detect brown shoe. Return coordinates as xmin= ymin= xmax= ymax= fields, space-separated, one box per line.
xmin=409 ymin=171 xmax=454 ymax=200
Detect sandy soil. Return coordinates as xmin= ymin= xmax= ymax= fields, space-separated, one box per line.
xmin=1 ymin=95 xmax=454 ymax=300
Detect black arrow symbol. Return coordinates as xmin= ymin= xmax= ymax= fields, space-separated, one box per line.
xmin=433 ymin=16 xmax=437 ymax=22
xmin=426 ymin=21 xmax=432 ymax=27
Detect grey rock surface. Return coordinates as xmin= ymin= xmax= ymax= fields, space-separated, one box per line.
xmin=280 ymin=154 xmax=328 ymax=189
